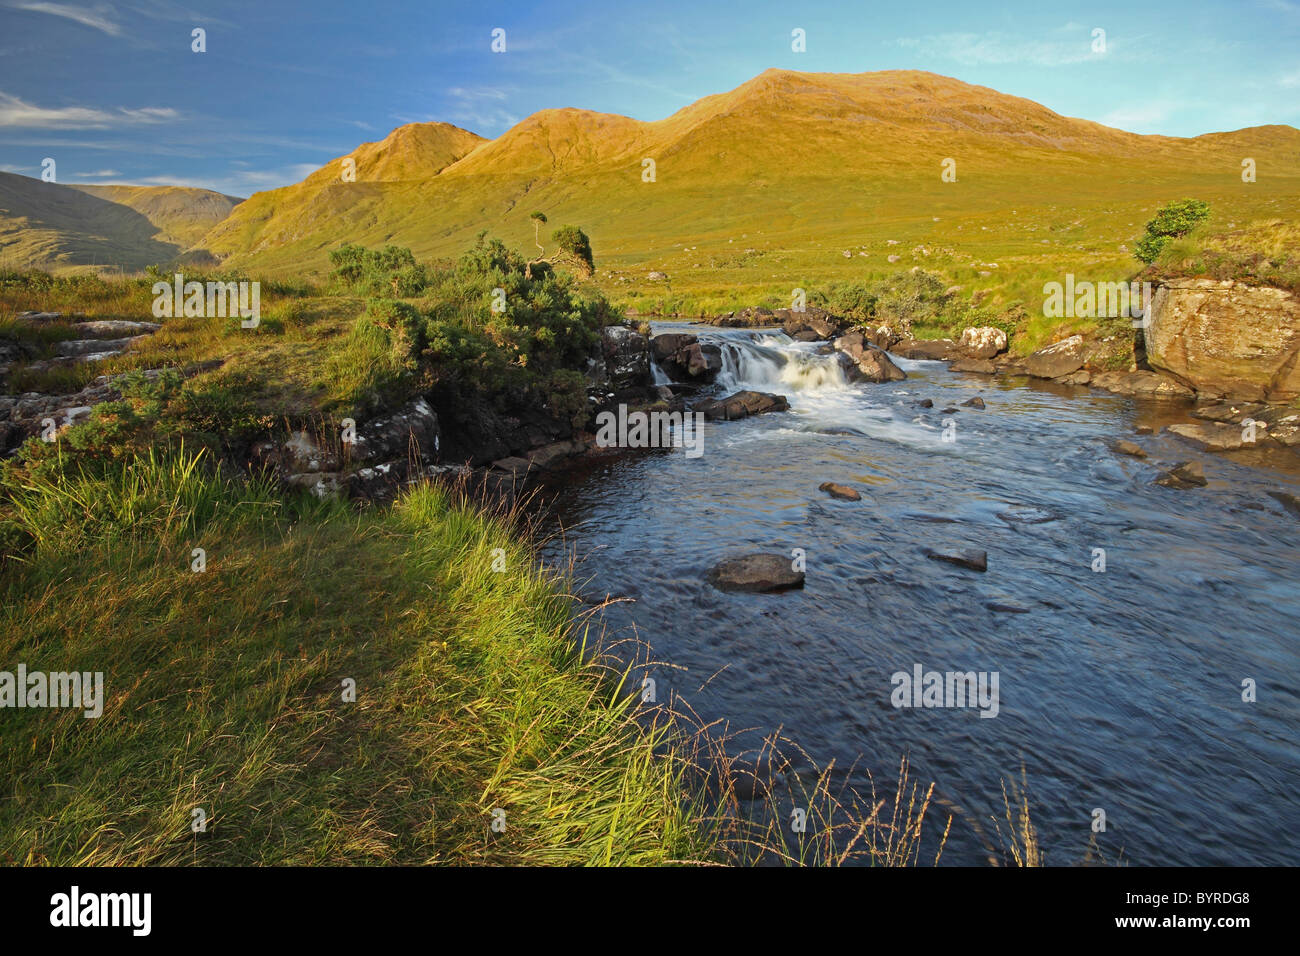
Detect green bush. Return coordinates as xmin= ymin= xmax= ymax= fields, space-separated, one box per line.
xmin=1134 ymin=199 xmax=1211 ymax=264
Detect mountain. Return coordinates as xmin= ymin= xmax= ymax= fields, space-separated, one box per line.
xmin=0 ymin=172 xmax=240 ymax=272
xmin=197 ymin=69 xmax=1300 ymax=287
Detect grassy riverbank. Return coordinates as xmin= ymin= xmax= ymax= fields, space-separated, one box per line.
xmin=0 ymin=450 xmax=717 ymax=865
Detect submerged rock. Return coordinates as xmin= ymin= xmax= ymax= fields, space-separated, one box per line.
xmin=961 ymin=396 xmax=986 ymax=408
xmin=1113 ymin=439 xmax=1148 ymax=458
xmin=818 ymin=482 xmax=861 ymax=501
xmin=1154 ymin=460 xmax=1207 ymax=488
xmin=707 ymin=554 xmax=805 ymax=592
xmin=1268 ymin=490 xmax=1300 ymax=518
xmin=924 ymin=548 xmax=988 ymax=572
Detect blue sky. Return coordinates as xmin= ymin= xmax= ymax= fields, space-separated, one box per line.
xmin=1 ymin=0 xmax=1297 ymax=197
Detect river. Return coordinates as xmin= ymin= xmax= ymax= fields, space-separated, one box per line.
xmin=542 ymin=322 xmax=1300 ymax=866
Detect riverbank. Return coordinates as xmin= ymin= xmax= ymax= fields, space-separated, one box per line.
xmin=0 ymin=451 xmax=717 ymax=865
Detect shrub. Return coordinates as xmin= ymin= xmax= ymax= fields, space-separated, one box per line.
xmin=1134 ymin=199 xmax=1211 ymax=264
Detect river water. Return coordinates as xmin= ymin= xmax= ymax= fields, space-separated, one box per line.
xmin=542 ymin=323 xmax=1300 ymax=866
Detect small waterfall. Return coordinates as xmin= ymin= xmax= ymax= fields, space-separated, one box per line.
xmin=650 ymin=360 xmax=672 ymax=386
xmin=711 ymin=331 xmax=850 ymax=394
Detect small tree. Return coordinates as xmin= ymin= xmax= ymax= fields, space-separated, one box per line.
xmin=1134 ymin=199 xmax=1210 ymax=264
xmin=529 ymin=211 xmax=547 ymax=255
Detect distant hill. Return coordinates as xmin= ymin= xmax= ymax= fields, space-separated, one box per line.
xmin=0 ymin=172 xmax=240 ymax=272
xmin=196 ymin=69 xmax=1300 ymax=292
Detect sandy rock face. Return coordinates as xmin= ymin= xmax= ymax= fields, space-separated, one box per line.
xmin=1145 ymin=279 xmax=1300 ymax=402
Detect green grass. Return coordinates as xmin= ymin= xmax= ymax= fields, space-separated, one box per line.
xmin=0 ymin=449 xmax=717 ymax=865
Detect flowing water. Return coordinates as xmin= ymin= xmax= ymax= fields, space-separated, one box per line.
xmin=543 ymin=323 xmax=1300 ymax=866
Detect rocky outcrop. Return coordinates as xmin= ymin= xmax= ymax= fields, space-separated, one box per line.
xmin=587 ymin=325 xmax=650 ymax=392
xmin=707 ymin=554 xmax=805 ymax=592
xmin=651 ymin=333 xmax=722 ymax=383
xmin=0 ymin=367 xmax=174 ymax=454
xmin=1145 ymin=278 xmax=1300 ymax=402
xmin=695 ymin=390 xmax=789 ymax=421
xmin=958 ymin=326 xmax=1008 ymax=359
xmin=832 ymin=332 xmax=906 ymax=382
xmin=780 ymin=309 xmax=845 ymax=340
xmin=1088 ymin=370 xmax=1194 ymax=399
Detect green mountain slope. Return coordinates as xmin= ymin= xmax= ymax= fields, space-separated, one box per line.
xmin=0 ymin=172 xmax=240 ymax=272
xmin=197 ymin=69 xmax=1300 ymax=314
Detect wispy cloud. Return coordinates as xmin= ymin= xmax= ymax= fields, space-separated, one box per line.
xmin=892 ymin=29 xmax=1117 ymax=67
xmin=74 ymin=168 xmax=120 ymax=176
xmin=0 ymin=92 xmax=178 ymax=128
xmin=8 ymin=2 xmax=122 ymax=36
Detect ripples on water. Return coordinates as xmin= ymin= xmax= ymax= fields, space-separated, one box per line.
xmin=542 ymin=323 xmax=1300 ymax=866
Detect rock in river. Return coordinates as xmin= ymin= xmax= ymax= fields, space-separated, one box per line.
xmin=707 ymin=554 xmax=805 ymax=592
xmin=1154 ymin=460 xmax=1207 ymax=489
xmin=819 ymin=482 xmax=861 ymax=501
xmin=695 ymin=390 xmax=789 ymax=421
xmin=924 ymin=548 xmax=988 ymax=572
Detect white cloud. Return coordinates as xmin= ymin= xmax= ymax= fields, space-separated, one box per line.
xmin=74 ymin=168 xmax=121 ymax=176
xmin=0 ymin=92 xmax=179 ymax=128
xmin=1099 ymin=104 xmax=1171 ymax=132
xmin=893 ymin=30 xmax=1113 ymax=67
xmin=8 ymin=2 xmax=123 ymax=36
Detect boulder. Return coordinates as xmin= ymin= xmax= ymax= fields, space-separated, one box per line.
xmin=1167 ymin=422 xmax=1255 ymax=452
xmin=706 ymin=554 xmax=805 ymax=592
xmin=961 ymin=396 xmax=986 ymax=409
xmin=1113 ymin=439 xmax=1147 ymax=458
xmin=818 ymin=482 xmax=861 ymax=501
xmin=832 ymin=332 xmax=906 ymax=382
xmin=1145 ymin=278 xmax=1300 ymax=401
xmin=695 ymin=390 xmax=789 ymax=421
xmin=1154 ymin=460 xmax=1207 ymax=488
xmin=598 ymin=325 xmax=650 ymax=390
xmin=950 ymin=358 xmax=996 ymax=374
xmin=651 ymin=332 xmax=696 ymax=362
xmin=893 ymin=338 xmax=959 ymax=361
xmin=780 ymin=309 xmax=843 ymax=340
xmin=958 ymin=326 xmax=1008 ymax=359
xmin=1025 ymin=335 xmax=1085 ymax=379
xmin=350 ymin=397 xmax=441 ymax=463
